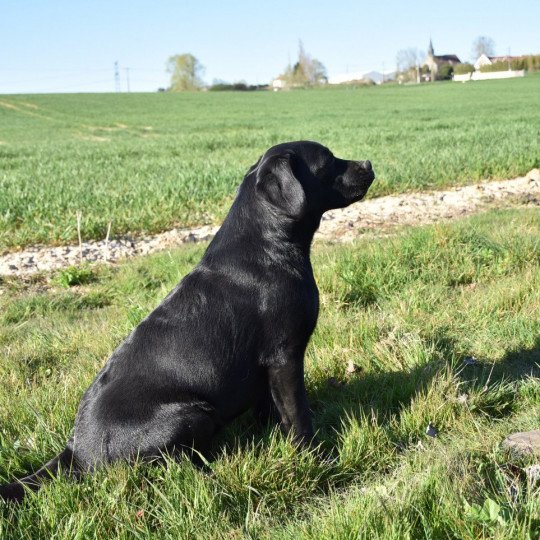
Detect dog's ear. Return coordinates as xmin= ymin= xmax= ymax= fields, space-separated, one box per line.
xmin=246 ymin=155 xmax=263 ymax=177
xmin=256 ymin=152 xmax=306 ymax=219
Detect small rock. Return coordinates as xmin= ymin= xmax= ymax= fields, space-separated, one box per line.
xmin=346 ymin=360 xmax=361 ymax=375
xmin=327 ymin=377 xmax=346 ymax=389
xmin=463 ymin=356 xmax=478 ymax=366
xmin=526 ymin=168 xmax=540 ymax=183
xmin=523 ymin=194 xmax=539 ymax=204
xmin=502 ymin=430 xmax=540 ymax=457
xmin=525 ymin=464 xmax=540 ymax=484
xmin=426 ymin=422 xmax=438 ymax=438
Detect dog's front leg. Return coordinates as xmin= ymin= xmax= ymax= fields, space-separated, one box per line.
xmin=268 ymin=360 xmax=314 ymax=447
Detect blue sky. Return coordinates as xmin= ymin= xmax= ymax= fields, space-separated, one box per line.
xmin=1 ymin=0 xmax=539 ymax=93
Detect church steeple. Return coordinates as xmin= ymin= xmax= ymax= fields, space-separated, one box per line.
xmin=428 ymin=38 xmax=434 ymax=57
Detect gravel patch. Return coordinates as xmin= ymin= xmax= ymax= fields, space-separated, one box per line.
xmin=1 ymin=169 xmax=538 ymax=278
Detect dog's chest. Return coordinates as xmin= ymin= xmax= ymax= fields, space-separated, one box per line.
xmin=262 ymin=271 xmax=319 ymax=335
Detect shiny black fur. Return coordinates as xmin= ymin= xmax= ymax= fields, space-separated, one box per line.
xmin=0 ymin=141 xmax=374 ymax=502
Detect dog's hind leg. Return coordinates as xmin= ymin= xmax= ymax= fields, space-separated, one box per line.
xmin=166 ymin=403 xmax=220 ymax=467
xmin=113 ymin=402 xmax=220 ymax=467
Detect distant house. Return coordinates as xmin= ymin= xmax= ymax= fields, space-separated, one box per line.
xmin=474 ymin=54 xmax=493 ymax=70
xmin=272 ymin=76 xmax=287 ymax=91
xmin=422 ymin=39 xmax=461 ymax=79
xmin=473 ymin=54 xmax=525 ymax=70
xmin=454 ymin=53 xmax=527 ymax=82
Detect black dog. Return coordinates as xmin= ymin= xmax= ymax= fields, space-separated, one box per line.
xmin=0 ymin=141 xmax=374 ymax=502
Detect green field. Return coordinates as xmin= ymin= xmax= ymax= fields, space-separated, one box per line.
xmin=1 ymin=75 xmax=539 ymax=250
xmin=1 ymin=208 xmax=539 ymax=538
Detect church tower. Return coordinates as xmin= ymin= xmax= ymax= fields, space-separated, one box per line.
xmin=428 ymin=38 xmax=434 ymax=58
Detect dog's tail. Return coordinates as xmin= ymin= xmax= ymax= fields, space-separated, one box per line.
xmin=0 ymin=445 xmax=78 ymax=503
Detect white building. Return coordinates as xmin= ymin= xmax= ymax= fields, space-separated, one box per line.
xmin=271 ymin=76 xmax=286 ymax=91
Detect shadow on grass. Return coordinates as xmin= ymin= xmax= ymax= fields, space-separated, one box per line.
xmin=215 ymin=334 xmax=540 ymax=456
xmin=2 ymin=335 xmax=538 ymax=509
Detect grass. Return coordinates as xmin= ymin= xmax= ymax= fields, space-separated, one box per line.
xmin=0 ymin=207 xmax=539 ymax=538
xmin=1 ymin=75 xmax=540 ymax=250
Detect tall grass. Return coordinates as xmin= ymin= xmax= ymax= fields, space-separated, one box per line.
xmin=0 ymin=208 xmax=539 ymax=538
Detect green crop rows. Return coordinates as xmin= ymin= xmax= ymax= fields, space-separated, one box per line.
xmin=1 ymin=75 xmax=539 ymax=250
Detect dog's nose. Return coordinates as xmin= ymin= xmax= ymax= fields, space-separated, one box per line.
xmin=362 ymin=160 xmax=372 ymax=171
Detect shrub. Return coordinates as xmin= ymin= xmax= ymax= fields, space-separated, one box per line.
xmin=438 ymin=64 xmax=454 ymax=80
xmin=526 ymin=54 xmax=540 ymax=71
xmin=454 ymin=63 xmax=474 ymax=75
xmin=480 ymin=61 xmax=511 ymax=73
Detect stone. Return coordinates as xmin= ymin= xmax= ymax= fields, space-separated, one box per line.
xmin=525 ymin=464 xmax=540 ymax=484
xmin=426 ymin=422 xmax=438 ymax=438
xmin=526 ymin=168 xmax=539 ymax=183
xmin=463 ymin=356 xmax=478 ymax=366
xmin=346 ymin=360 xmax=361 ymax=375
xmin=327 ymin=377 xmax=346 ymax=389
xmin=502 ymin=430 xmax=540 ymax=457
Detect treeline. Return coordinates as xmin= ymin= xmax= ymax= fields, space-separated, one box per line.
xmin=208 ymin=82 xmax=268 ymax=92
xmin=166 ymin=41 xmax=327 ymax=92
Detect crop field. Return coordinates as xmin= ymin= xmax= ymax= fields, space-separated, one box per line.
xmin=1 ymin=208 xmax=539 ymax=537
xmin=1 ymin=75 xmax=540 ymax=250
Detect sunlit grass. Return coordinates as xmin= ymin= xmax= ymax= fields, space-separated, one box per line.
xmin=0 ymin=208 xmax=539 ymax=537
xmin=1 ymin=75 xmax=539 ymax=249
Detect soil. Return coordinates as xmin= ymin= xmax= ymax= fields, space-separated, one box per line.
xmin=1 ymin=169 xmax=538 ymax=278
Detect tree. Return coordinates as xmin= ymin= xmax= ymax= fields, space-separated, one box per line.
xmin=438 ymin=64 xmax=454 ymax=80
xmin=471 ymin=36 xmax=495 ymax=60
xmin=396 ymin=48 xmax=423 ymax=82
xmin=166 ymin=54 xmax=204 ymax=91
xmin=282 ymin=41 xmax=327 ymax=87
xmin=396 ymin=48 xmax=423 ymax=72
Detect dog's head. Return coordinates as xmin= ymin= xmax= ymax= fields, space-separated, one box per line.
xmin=250 ymin=141 xmax=375 ymax=221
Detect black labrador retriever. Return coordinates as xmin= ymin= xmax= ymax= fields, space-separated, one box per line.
xmin=0 ymin=140 xmax=374 ymax=502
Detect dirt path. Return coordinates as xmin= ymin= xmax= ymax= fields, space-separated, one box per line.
xmin=1 ymin=169 xmax=538 ymax=278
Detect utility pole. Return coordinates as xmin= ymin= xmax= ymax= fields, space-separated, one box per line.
xmin=114 ymin=61 xmax=121 ymax=92
xmin=125 ymin=67 xmax=131 ymax=92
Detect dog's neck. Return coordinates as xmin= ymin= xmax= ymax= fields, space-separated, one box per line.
xmin=202 ymin=181 xmax=321 ymax=275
